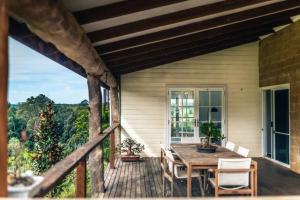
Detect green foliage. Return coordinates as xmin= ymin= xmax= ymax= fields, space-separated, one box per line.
xmin=8 ymin=138 xmax=33 ymax=177
xmin=33 ymin=102 xmax=64 ymax=173
xmin=8 ymin=92 xmax=111 ymax=198
xmin=117 ymin=138 xmax=144 ymax=155
xmin=200 ymin=122 xmax=224 ymax=145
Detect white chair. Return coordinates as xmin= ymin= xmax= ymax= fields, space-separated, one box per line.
xmin=237 ymin=146 xmax=250 ymax=157
xmin=208 ymin=158 xmax=255 ymax=197
xmin=162 ymin=150 xmax=199 ymax=196
xmin=225 ymin=141 xmax=235 ymax=151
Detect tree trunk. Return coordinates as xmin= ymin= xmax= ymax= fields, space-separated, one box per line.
xmin=0 ymin=0 xmax=8 ymax=197
xmin=87 ymin=75 xmax=104 ymax=196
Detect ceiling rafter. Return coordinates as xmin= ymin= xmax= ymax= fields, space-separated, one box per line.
xmin=74 ymin=0 xmax=185 ymax=25
xmin=88 ymin=0 xmax=272 ymax=42
xmin=110 ymin=28 xmax=269 ymax=72
xmin=113 ymin=37 xmax=258 ymax=74
xmin=102 ymin=17 xmax=292 ymax=64
xmin=95 ymin=1 xmax=300 ymax=54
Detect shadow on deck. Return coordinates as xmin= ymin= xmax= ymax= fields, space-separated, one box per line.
xmin=103 ymin=157 xmax=300 ymax=198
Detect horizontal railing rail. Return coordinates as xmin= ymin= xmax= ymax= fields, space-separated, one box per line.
xmin=34 ymin=123 xmax=120 ymax=197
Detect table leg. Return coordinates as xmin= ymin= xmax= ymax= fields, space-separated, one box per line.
xmin=198 ymin=170 xmax=204 ymax=196
xmin=187 ymin=164 xmax=192 ymax=197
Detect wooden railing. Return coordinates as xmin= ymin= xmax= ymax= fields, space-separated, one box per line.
xmin=34 ymin=123 xmax=120 ymax=197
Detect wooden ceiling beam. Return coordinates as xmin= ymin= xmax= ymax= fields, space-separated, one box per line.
xmin=102 ymin=16 xmax=290 ymax=64
xmin=74 ymin=0 xmax=185 ymax=25
xmin=88 ymin=0 xmax=272 ymax=42
xmin=110 ymin=28 xmax=267 ymax=72
xmin=8 ymin=0 xmax=117 ymax=88
xmin=113 ymin=36 xmax=258 ymax=74
xmin=96 ymin=1 xmax=300 ymax=54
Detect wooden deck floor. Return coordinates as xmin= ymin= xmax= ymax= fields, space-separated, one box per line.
xmin=103 ymin=157 xmax=300 ymax=198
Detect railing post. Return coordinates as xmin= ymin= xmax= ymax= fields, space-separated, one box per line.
xmin=87 ymin=75 xmax=105 ymax=196
xmin=76 ymin=158 xmax=86 ymax=198
xmin=110 ymin=87 xmax=120 ymax=169
xmin=0 ymin=0 xmax=8 ymax=197
xmin=109 ymin=130 xmax=116 ymax=169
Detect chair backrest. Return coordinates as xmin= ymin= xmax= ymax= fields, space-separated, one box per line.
xmin=165 ymin=150 xmax=175 ymax=173
xmin=225 ymin=141 xmax=235 ymax=151
xmin=237 ymin=146 xmax=250 ymax=157
xmin=218 ymin=158 xmax=251 ymax=187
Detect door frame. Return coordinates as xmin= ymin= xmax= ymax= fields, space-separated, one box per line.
xmin=261 ymin=83 xmax=291 ymax=168
xmin=165 ymin=84 xmax=227 ymax=147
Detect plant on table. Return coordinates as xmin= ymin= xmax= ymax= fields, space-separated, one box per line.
xmin=200 ymin=122 xmax=225 ymax=148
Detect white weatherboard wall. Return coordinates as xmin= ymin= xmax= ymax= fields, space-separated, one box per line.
xmin=120 ymin=42 xmax=261 ymax=157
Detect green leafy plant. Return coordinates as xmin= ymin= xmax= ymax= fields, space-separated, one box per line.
xmin=200 ymin=122 xmax=225 ymax=147
xmin=117 ymin=138 xmax=144 ymax=156
xmin=33 ymin=102 xmax=64 ymax=196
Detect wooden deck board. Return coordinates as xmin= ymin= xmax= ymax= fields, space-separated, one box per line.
xmin=103 ymin=157 xmax=300 ymax=198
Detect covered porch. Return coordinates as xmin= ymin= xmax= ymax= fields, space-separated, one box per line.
xmin=1 ymin=0 xmax=300 ymax=199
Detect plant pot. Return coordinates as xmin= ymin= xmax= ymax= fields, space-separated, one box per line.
xmin=121 ymin=155 xmax=140 ymax=162
xmin=196 ymin=144 xmax=217 ymax=153
xmin=8 ymin=175 xmax=44 ymax=198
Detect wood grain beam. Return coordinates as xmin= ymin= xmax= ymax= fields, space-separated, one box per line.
xmin=88 ymin=0 xmax=272 ymax=42
xmin=103 ymin=16 xmax=290 ymax=64
xmin=87 ymin=75 xmax=105 ymax=196
xmin=111 ymin=30 xmax=265 ymax=70
xmin=0 ymin=0 xmax=8 ymax=197
xmin=112 ymin=36 xmax=259 ymax=74
xmin=108 ymin=27 xmax=273 ymax=69
xmin=96 ymin=1 xmax=300 ymax=54
xmin=74 ymin=0 xmax=185 ymax=25
xmin=8 ymin=0 xmax=117 ymax=87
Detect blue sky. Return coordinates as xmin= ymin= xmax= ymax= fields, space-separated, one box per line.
xmin=8 ymin=38 xmax=88 ymax=104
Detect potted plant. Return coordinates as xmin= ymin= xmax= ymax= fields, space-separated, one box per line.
xmin=117 ymin=138 xmax=144 ymax=162
xmin=7 ymin=133 xmax=44 ymax=198
xmin=197 ymin=122 xmax=225 ymax=153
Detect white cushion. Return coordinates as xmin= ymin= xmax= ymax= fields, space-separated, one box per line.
xmin=237 ymin=146 xmax=250 ymax=157
xmin=218 ymin=158 xmax=251 ymax=187
xmin=174 ymin=165 xmax=199 ymax=179
xmin=225 ymin=141 xmax=235 ymax=151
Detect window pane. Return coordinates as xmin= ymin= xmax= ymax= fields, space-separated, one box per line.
xmin=274 ymin=89 xmax=289 ymax=134
xmin=199 ymin=107 xmax=209 ymax=121
xmin=275 ymin=133 xmax=289 ymax=164
xmin=183 ymin=107 xmax=194 ymax=118
xmin=182 ymin=91 xmax=194 ymax=106
xmin=199 ymin=91 xmax=209 ymax=106
xmin=170 ymin=91 xmax=183 ymax=106
xmin=211 ymin=106 xmax=222 ymax=121
xmin=211 ymin=91 xmax=222 ymax=106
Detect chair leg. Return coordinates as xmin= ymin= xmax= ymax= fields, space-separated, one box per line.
xmin=171 ymin=180 xmax=174 ymax=197
xmin=162 ymin=176 xmax=166 ymax=197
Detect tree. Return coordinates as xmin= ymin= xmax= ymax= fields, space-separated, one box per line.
xmin=33 ymin=102 xmax=64 ymax=196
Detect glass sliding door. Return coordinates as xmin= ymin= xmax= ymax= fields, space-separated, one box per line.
xmin=170 ymin=90 xmax=195 ymax=143
xmin=274 ymin=89 xmax=290 ymax=164
xmin=262 ymin=87 xmax=290 ymax=165
xmin=168 ymin=87 xmax=225 ymax=144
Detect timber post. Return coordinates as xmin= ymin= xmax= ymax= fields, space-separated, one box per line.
xmin=0 ymin=0 xmax=8 ymax=197
xmin=87 ymin=75 xmax=105 ymax=196
xmin=109 ymin=87 xmax=121 ymax=169
xmin=76 ymin=158 xmax=87 ymax=197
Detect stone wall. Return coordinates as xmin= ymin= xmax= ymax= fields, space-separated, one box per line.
xmin=259 ymin=20 xmax=300 ymax=173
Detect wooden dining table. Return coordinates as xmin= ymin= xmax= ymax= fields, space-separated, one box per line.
xmin=170 ymin=143 xmax=258 ymax=197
